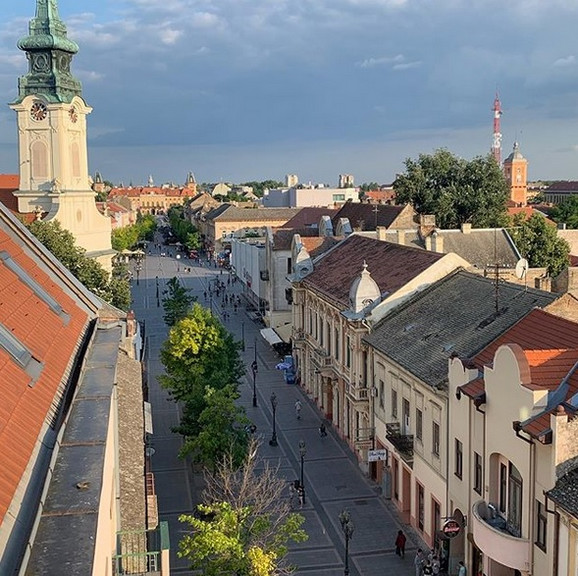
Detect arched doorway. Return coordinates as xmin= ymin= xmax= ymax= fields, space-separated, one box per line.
xmin=446 ymin=508 xmax=466 ymax=575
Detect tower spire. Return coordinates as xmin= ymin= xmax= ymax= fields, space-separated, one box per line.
xmin=491 ymin=93 xmax=503 ymax=165
xmin=15 ymin=0 xmax=82 ymax=104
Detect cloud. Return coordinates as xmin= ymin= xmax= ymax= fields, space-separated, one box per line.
xmin=358 ymin=54 xmax=420 ymax=71
xmin=159 ymin=27 xmax=182 ymax=45
xmin=553 ymin=55 xmax=576 ymax=68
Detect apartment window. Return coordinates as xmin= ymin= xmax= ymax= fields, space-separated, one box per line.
xmin=346 ymin=336 xmax=351 ymax=368
xmin=454 ymin=439 xmax=463 ymax=479
xmin=508 ymin=463 xmax=523 ymax=537
xmin=402 ymin=398 xmax=410 ymax=435
xmin=391 ymin=389 xmax=398 ymax=419
xmin=334 ymin=328 xmax=340 ymax=361
xmin=416 ymin=408 xmax=423 ymax=441
xmin=474 ymin=452 xmax=483 ymax=494
xmin=379 ymin=380 xmax=384 ymax=409
xmin=432 ymin=421 xmax=440 ymax=457
xmin=319 ymin=317 xmax=324 ymax=346
xmin=535 ymin=500 xmax=547 ymax=551
xmin=417 ymin=483 xmax=425 ymax=531
xmin=432 ymin=499 xmax=441 ymax=539
xmin=499 ymin=463 xmax=507 ymax=513
xmin=392 ymin=457 xmax=399 ymax=500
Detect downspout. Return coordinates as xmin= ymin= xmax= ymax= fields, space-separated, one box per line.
xmin=544 ymin=492 xmax=560 ymax=576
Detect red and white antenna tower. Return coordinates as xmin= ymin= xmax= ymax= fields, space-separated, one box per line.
xmin=492 ymin=93 xmax=503 ymax=165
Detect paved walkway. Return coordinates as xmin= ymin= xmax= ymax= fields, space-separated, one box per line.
xmin=131 ymin=244 xmax=426 ymax=575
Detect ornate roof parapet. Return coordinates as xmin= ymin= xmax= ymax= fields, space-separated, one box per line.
xmin=348 ymin=261 xmax=381 ymax=315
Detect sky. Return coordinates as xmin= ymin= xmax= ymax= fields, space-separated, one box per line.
xmin=1 ymin=0 xmax=578 ymax=187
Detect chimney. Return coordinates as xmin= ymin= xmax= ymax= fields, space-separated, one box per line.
xmin=432 ymin=232 xmax=444 ymax=253
xmin=376 ymin=226 xmax=387 ymax=241
xmin=396 ymin=229 xmax=405 ymax=246
xmin=425 ymin=235 xmax=432 ymax=251
xmin=419 ymin=214 xmax=436 ymax=227
xmin=461 ymin=223 xmax=472 ymax=234
xmin=534 ymin=276 xmax=552 ymax=292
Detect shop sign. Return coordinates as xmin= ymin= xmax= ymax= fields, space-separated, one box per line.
xmin=441 ymin=519 xmax=461 ymax=539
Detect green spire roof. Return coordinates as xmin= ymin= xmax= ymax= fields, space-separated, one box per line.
xmin=15 ymin=0 xmax=83 ymax=104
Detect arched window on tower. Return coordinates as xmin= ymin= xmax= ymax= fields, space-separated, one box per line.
xmin=31 ymin=141 xmax=48 ymax=179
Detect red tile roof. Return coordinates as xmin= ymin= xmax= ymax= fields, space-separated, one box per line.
xmin=0 ymin=229 xmax=90 ymax=524
xmin=302 ymin=235 xmax=443 ymax=307
xmin=0 ymin=174 xmax=19 ymax=190
xmin=282 ymin=207 xmax=338 ymax=229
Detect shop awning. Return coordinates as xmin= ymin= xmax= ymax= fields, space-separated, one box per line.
xmin=260 ymin=327 xmax=283 ymax=346
xmin=274 ymin=323 xmax=293 ymax=343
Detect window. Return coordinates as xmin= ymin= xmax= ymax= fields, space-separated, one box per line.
xmin=432 ymin=499 xmax=441 ymax=541
xmin=333 ymin=193 xmax=345 ymax=202
xmin=334 ymin=328 xmax=340 ymax=361
xmin=432 ymin=421 xmax=440 ymax=457
xmin=392 ymin=457 xmax=399 ymax=500
xmin=286 ymin=257 xmax=292 ymax=274
xmin=508 ymin=463 xmax=523 ymax=537
xmin=402 ymin=398 xmax=410 ymax=434
xmin=319 ymin=317 xmax=324 ymax=346
xmin=417 ymin=483 xmax=425 ymax=531
xmin=391 ymin=389 xmax=398 ymax=419
xmin=499 ymin=463 xmax=507 ymax=513
xmin=474 ymin=452 xmax=483 ymax=494
xmin=416 ymin=408 xmax=423 ymax=441
xmin=379 ymin=380 xmax=384 ymax=409
xmin=346 ymin=336 xmax=351 ymax=368
xmin=535 ymin=500 xmax=547 ymax=551
xmin=454 ymin=439 xmax=463 ymax=479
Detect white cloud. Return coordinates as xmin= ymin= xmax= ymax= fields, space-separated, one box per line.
xmin=160 ymin=27 xmax=183 ymax=45
xmin=553 ymin=55 xmax=576 ymax=68
xmin=358 ymin=54 xmax=404 ymax=68
xmin=393 ymin=60 xmax=421 ymax=71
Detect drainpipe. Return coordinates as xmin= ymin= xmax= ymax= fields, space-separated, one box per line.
xmin=544 ymin=492 xmax=560 ymax=576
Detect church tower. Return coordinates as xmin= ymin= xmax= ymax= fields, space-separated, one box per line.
xmin=10 ymin=0 xmax=113 ymax=266
xmin=503 ymin=142 xmax=528 ymax=207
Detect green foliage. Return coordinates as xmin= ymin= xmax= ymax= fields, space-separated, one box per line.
xmin=162 ymin=276 xmax=196 ymax=326
xmin=111 ymin=213 xmax=157 ymax=251
xmin=160 ymin=303 xmax=244 ymax=463
xmin=394 ymin=149 xmax=509 ymax=229
xmin=239 ymin=181 xmax=284 ymax=198
xmin=168 ymin=205 xmax=201 ymax=249
xmin=550 ymin=196 xmax=578 ymax=229
xmin=509 ymin=213 xmax=570 ymax=277
xmin=28 ymin=220 xmax=131 ymax=310
xmin=359 ymin=182 xmax=380 ymax=193
xmin=179 ymin=444 xmax=308 ymax=575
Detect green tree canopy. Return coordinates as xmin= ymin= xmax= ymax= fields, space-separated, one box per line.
xmin=509 ymin=213 xmax=570 ymax=276
xmin=393 ymin=149 xmax=509 ymax=229
xmin=111 ymin=213 xmax=157 ymax=251
xmin=550 ymin=196 xmax=578 ymax=229
xmin=168 ymin=205 xmax=200 ymax=249
xmin=162 ymin=276 xmax=196 ymax=326
xmin=28 ymin=220 xmax=130 ymax=310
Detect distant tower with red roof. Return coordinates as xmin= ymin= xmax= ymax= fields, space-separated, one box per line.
xmin=492 ymin=94 xmax=503 ymax=165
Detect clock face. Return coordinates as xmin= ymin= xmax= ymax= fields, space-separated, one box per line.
xmin=30 ymin=101 xmax=47 ymax=121
xmin=69 ymin=106 xmax=78 ymax=123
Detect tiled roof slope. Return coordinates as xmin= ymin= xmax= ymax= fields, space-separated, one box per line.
xmin=302 ymin=235 xmax=443 ymax=307
xmin=273 ymin=228 xmax=323 ymax=251
xmin=363 ymin=270 xmax=558 ymax=387
xmin=437 ymin=229 xmax=520 ymax=268
xmin=301 ymin=237 xmax=341 ymax=259
xmin=548 ymin=466 xmax=578 ymax=518
xmin=210 ymin=205 xmax=302 ymax=222
xmin=332 ymin=203 xmax=408 ymax=231
xmin=282 ymin=207 xmax=338 ymax=229
xmin=0 ymin=223 xmax=92 ymax=526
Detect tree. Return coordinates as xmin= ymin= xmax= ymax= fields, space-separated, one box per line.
xmin=28 ymin=220 xmax=131 ymax=310
xmin=179 ymin=441 xmax=308 ymax=575
xmin=162 ymin=276 xmax=196 ymax=326
xmin=509 ymin=213 xmax=570 ymax=276
xmin=394 ymin=149 xmax=509 ymax=229
xmin=550 ymin=196 xmax=578 ymax=229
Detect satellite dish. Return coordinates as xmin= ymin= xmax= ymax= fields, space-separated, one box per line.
xmin=515 ymin=258 xmax=529 ymax=279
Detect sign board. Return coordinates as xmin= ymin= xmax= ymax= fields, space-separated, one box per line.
xmin=368 ymin=449 xmax=388 ymax=462
xmin=441 ymin=519 xmax=461 ymax=539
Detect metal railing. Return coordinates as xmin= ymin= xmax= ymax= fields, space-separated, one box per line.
xmin=112 ymin=522 xmax=169 ymax=576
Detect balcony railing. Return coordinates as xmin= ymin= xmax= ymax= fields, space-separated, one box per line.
xmin=113 ymin=522 xmax=170 ymax=576
xmin=472 ymin=500 xmax=530 ymax=573
xmin=386 ymin=422 xmax=414 ymax=465
xmin=345 ymin=382 xmax=370 ymax=408
xmin=312 ymin=347 xmax=333 ymax=368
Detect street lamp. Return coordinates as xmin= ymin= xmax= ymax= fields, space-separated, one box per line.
xmin=251 ymin=338 xmax=258 ymax=407
xmin=156 ymin=276 xmax=160 ymax=307
xmin=339 ymin=509 xmax=354 ymax=576
xmin=269 ymin=393 xmax=278 ymax=446
xmin=241 ymin=322 xmax=245 ymax=351
xmin=299 ymin=440 xmax=306 ymax=504
xmin=135 ymin=262 xmax=142 ymax=285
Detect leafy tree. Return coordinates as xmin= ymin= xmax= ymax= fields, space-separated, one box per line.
xmin=240 ymin=181 xmax=284 ymax=197
xmin=550 ymin=196 xmax=578 ymax=229
xmin=162 ymin=276 xmax=196 ymax=326
xmin=359 ymin=182 xmax=380 ymax=193
xmin=168 ymin=205 xmax=201 ymax=249
xmin=394 ymin=149 xmax=509 ymax=229
xmin=111 ymin=213 xmax=157 ymax=251
xmin=179 ymin=441 xmax=308 ymax=575
xmin=509 ymin=213 xmax=570 ymax=276
xmin=28 ymin=220 xmax=131 ymax=310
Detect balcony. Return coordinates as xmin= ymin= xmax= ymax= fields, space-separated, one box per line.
xmin=386 ymin=423 xmax=414 ymax=466
xmin=312 ymin=347 xmax=333 ymax=369
xmin=345 ymin=382 xmax=370 ymax=409
xmin=113 ymin=521 xmax=170 ymax=576
xmin=471 ymin=501 xmax=530 ymax=573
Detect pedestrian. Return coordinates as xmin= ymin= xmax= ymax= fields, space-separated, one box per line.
xmin=423 ymin=560 xmax=433 ymax=576
xmin=319 ymin=422 xmax=327 ymax=437
xmin=395 ymin=530 xmax=406 ymax=559
xmin=295 ymin=400 xmax=302 ymax=419
xmin=414 ymin=549 xmax=425 ymax=576
xmin=457 ymin=561 xmax=467 ymax=576
xmin=431 ymin=555 xmax=440 ymax=575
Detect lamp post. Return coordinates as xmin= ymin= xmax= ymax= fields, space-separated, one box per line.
xmin=269 ymin=393 xmax=278 ymax=446
xmin=136 ymin=262 xmax=142 ymax=285
xmin=339 ymin=510 xmax=354 ymax=576
xmin=299 ymin=440 xmax=306 ymax=504
xmin=251 ymin=338 xmax=258 ymax=407
xmin=241 ymin=322 xmax=245 ymax=351
xmin=155 ymin=276 xmax=160 ymax=307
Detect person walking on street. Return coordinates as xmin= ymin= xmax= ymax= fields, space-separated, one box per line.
xmin=319 ymin=422 xmax=327 ymax=437
xmin=414 ymin=549 xmax=425 ymax=576
xmin=457 ymin=561 xmax=467 ymax=576
xmin=431 ymin=555 xmax=440 ymax=575
xmin=295 ymin=400 xmax=302 ymax=419
xmin=395 ymin=530 xmax=406 ymax=559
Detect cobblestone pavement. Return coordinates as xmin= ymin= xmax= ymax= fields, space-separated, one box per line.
xmin=132 ymin=246 xmax=427 ymax=575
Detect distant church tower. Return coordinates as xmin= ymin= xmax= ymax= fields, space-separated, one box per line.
xmin=10 ymin=0 xmax=113 ymax=267
xmin=503 ymin=142 xmax=528 ymax=206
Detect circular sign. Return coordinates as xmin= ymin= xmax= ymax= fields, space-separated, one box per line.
xmin=441 ymin=519 xmax=461 ymax=539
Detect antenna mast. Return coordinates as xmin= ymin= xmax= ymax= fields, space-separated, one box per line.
xmin=492 ymin=94 xmax=503 ymax=165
